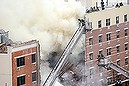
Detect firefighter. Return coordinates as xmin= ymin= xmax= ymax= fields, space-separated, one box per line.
xmin=115 ymin=79 xmax=122 ymax=86
xmin=78 ymin=19 xmax=85 ymax=26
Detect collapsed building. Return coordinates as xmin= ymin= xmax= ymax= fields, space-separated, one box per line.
xmin=43 ymin=0 xmax=129 ymax=86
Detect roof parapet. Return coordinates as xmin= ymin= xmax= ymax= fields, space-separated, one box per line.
xmin=12 ymin=40 xmax=39 ymax=48
xmin=86 ymin=2 xmax=127 ymax=14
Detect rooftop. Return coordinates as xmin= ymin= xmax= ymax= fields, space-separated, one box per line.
xmin=0 ymin=29 xmax=39 ymax=53
xmin=11 ymin=40 xmax=39 ymax=48
xmin=85 ymin=4 xmax=129 ymax=29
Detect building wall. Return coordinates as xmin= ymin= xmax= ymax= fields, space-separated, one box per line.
xmin=0 ymin=47 xmax=12 ymax=86
xmin=85 ymin=0 xmax=98 ymax=7
xmin=85 ymin=21 xmax=129 ymax=85
xmin=12 ymin=43 xmax=40 ymax=86
xmin=85 ymin=5 xmax=129 ymax=29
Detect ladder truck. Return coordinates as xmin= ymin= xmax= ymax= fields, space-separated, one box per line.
xmin=98 ymin=54 xmax=129 ymax=85
xmin=43 ymin=19 xmax=91 ymax=86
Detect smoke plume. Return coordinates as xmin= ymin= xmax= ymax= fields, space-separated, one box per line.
xmin=0 ymin=0 xmax=85 ymax=85
xmin=0 ymin=0 xmax=84 ymax=58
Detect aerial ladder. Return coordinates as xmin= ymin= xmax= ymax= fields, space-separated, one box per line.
xmin=98 ymin=54 xmax=129 ymax=78
xmin=43 ymin=19 xmax=91 ymax=86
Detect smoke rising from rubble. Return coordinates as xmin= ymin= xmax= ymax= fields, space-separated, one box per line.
xmin=0 ymin=0 xmax=85 ymax=85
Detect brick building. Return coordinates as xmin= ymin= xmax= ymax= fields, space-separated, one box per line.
xmin=0 ymin=29 xmax=40 ymax=86
xmin=85 ymin=2 xmax=129 ymax=86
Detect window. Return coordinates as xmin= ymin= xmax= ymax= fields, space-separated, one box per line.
xmin=17 ymin=57 xmax=25 ymax=67
xmin=124 ymin=14 xmax=127 ymax=22
xmin=5 ymin=83 xmax=7 ymax=86
xmin=99 ymin=66 xmax=103 ymax=72
xmin=99 ymin=50 xmax=103 ymax=55
xmin=116 ymin=31 xmax=120 ymax=38
xmin=90 ymin=68 xmax=94 ymax=75
xmin=107 ymin=77 xmax=112 ymax=85
xmin=116 ymin=46 xmax=120 ymax=53
xmin=32 ymin=54 xmax=36 ymax=63
xmin=125 ymin=43 xmax=128 ymax=51
xmin=125 ymin=58 xmax=128 ymax=65
xmin=89 ymin=38 xmax=93 ymax=45
xmin=116 ymin=75 xmax=121 ymax=81
xmin=98 ymin=20 xmax=102 ymax=28
xmin=116 ymin=16 xmax=119 ymax=24
xmin=117 ymin=60 xmax=120 ymax=66
xmin=106 ymin=33 xmax=111 ymax=41
xmin=99 ymin=35 xmax=102 ymax=43
xmin=125 ymin=29 xmax=128 ymax=36
xmin=107 ymin=48 xmax=111 ymax=56
xmin=17 ymin=75 xmax=25 ymax=86
xmin=106 ymin=18 xmax=110 ymax=26
xmin=32 ymin=72 xmax=36 ymax=82
xmin=89 ymin=53 xmax=93 ymax=60
xmin=89 ymin=22 xmax=92 ymax=29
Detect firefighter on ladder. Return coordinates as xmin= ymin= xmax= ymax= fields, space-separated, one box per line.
xmin=78 ymin=19 xmax=85 ymax=26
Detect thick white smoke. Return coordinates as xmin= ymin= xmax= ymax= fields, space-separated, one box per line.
xmin=0 ymin=0 xmax=85 ymax=85
xmin=0 ymin=0 xmax=84 ymax=59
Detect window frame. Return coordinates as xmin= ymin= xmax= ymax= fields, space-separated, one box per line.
xmin=32 ymin=72 xmax=37 ymax=82
xmin=89 ymin=67 xmax=94 ymax=75
xmin=125 ymin=29 xmax=128 ymax=36
xmin=17 ymin=75 xmax=25 ymax=86
xmin=98 ymin=20 xmax=102 ymax=28
xmin=124 ymin=14 xmax=127 ymax=22
xmin=99 ymin=50 xmax=103 ymax=55
xmin=32 ymin=54 xmax=36 ymax=63
xmin=106 ymin=18 xmax=110 ymax=26
xmin=107 ymin=48 xmax=111 ymax=56
xmin=116 ymin=30 xmax=120 ymax=38
xmin=17 ymin=57 xmax=25 ymax=67
xmin=125 ymin=43 xmax=128 ymax=51
xmin=106 ymin=33 xmax=111 ymax=41
xmin=116 ymin=45 xmax=120 ymax=53
xmin=116 ymin=59 xmax=120 ymax=66
xmin=89 ymin=53 xmax=93 ymax=60
xmin=116 ymin=16 xmax=119 ymax=24
xmin=99 ymin=35 xmax=102 ymax=43
xmin=89 ymin=37 xmax=93 ymax=45
xmin=125 ymin=57 xmax=128 ymax=65
xmin=107 ymin=77 xmax=112 ymax=85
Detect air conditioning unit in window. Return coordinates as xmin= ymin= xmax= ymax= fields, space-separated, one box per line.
xmin=99 ymin=43 xmax=102 ymax=46
xmin=117 ymin=24 xmax=119 ymax=27
xmin=108 ymin=26 xmax=110 ymax=29
xmin=107 ymin=41 xmax=110 ymax=44
xmin=125 ymin=37 xmax=128 ymax=40
xmin=126 ymin=51 xmax=128 ymax=54
xmin=17 ymin=67 xmax=20 ymax=71
xmin=125 ymin=22 xmax=127 ymax=26
xmin=34 ymin=63 xmax=36 ymax=66
xmin=90 ymin=45 xmax=92 ymax=49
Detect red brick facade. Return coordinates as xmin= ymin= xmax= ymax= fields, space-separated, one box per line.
xmin=12 ymin=46 xmax=40 ymax=86
xmin=85 ymin=22 xmax=129 ymax=85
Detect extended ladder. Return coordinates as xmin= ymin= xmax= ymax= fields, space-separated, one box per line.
xmin=109 ymin=62 xmax=129 ymax=78
xmin=98 ymin=54 xmax=129 ymax=78
xmin=43 ymin=19 xmax=91 ymax=86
